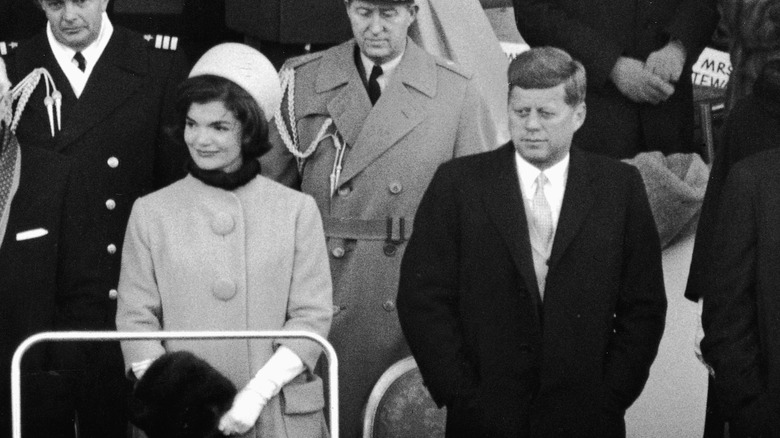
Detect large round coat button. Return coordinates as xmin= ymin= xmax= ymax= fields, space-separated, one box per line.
xmin=105 ymin=199 xmax=116 ymax=210
xmin=107 ymin=243 xmax=117 ymax=254
xmin=382 ymin=300 xmax=396 ymax=312
xmin=332 ymin=247 xmax=345 ymax=258
xmin=337 ymin=186 xmax=351 ymax=197
xmin=212 ymin=278 xmax=236 ymax=301
xmin=107 ymin=157 xmax=119 ymax=168
xmin=332 ymin=305 xmax=342 ymax=315
xmin=211 ymin=213 xmax=235 ymax=235
xmin=108 ymin=289 xmax=118 ymax=300
xmin=388 ymin=181 xmax=402 ymax=194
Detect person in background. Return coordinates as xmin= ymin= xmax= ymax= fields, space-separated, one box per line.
xmin=513 ymin=0 xmax=719 ymax=159
xmin=225 ymin=0 xmax=353 ymax=69
xmin=116 ymin=43 xmax=333 ymax=438
xmin=0 ymin=57 xmax=100 ymax=438
xmin=1 ymin=0 xmax=190 ymax=435
xmin=719 ymin=0 xmax=780 ymax=111
xmin=699 ymin=146 xmax=780 ymax=438
xmin=398 ymin=47 xmax=667 ymax=438
xmin=685 ymin=59 xmax=780 ymax=438
xmin=260 ymin=0 xmax=497 ymax=436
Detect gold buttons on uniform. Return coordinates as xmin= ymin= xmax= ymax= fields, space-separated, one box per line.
xmin=105 ymin=199 xmax=116 ymax=210
xmin=388 ymin=181 xmax=402 ymax=194
xmin=107 ymin=157 xmax=119 ymax=168
xmin=212 ymin=278 xmax=237 ymax=301
xmin=107 ymin=244 xmax=117 ymax=254
xmin=211 ymin=212 xmax=235 ymax=235
xmin=331 ymin=247 xmax=345 ymax=258
xmin=382 ymin=300 xmax=396 ymax=312
xmin=108 ymin=289 xmax=118 ymax=300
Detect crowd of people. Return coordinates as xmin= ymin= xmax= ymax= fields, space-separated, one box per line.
xmin=1 ymin=0 xmax=779 ymax=437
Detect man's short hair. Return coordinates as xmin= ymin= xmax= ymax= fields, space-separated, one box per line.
xmin=508 ymin=47 xmax=586 ymax=106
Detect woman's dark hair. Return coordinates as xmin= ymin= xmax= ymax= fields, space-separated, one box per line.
xmin=169 ymin=75 xmax=270 ymax=160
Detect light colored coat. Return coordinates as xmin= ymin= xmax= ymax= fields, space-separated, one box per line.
xmin=261 ymin=38 xmax=497 ymax=438
xmin=116 ymin=174 xmax=332 ymax=438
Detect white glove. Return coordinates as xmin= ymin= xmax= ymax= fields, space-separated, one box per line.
xmin=218 ymin=346 xmax=305 ymax=435
xmin=131 ymin=358 xmax=155 ymax=380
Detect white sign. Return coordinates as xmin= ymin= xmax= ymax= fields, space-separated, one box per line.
xmin=691 ymin=47 xmax=731 ymax=89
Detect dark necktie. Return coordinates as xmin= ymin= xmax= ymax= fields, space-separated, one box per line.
xmin=368 ymin=64 xmax=383 ymax=106
xmin=73 ymin=52 xmax=86 ymax=72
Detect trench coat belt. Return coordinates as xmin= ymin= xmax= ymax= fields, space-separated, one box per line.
xmin=322 ymin=217 xmax=412 ymax=244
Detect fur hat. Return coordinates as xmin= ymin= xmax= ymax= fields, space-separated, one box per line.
xmin=130 ymin=351 xmax=237 ymax=438
xmin=188 ymin=43 xmax=281 ymax=122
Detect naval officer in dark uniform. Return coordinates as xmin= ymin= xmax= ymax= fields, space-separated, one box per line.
xmin=2 ymin=0 xmax=189 ymax=436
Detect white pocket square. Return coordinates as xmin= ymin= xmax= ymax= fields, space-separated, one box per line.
xmin=16 ymin=228 xmax=49 ymax=241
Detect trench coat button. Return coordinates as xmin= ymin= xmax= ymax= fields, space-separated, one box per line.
xmin=108 ymin=289 xmax=118 ymax=300
xmin=107 ymin=157 xmax=119 ymax=168
xmin=337 ymin=186 xmax=351 ymax=197
xmin=105 ymin=199 xmax=116 ymax=210
xmin=332 ymin=305 xmax=341 ymax=315
xmin=383 ymin=243 xmax=397 ymax=257
xmin=332 ymin=247 xmax=345 ymax=258
xmin=107 ymin=243 xmax=117 ymax=254
xmin=211 ymin=212 xmax=235 ymax=235
xmin=212 ymin=278 xmax=237 ymax=301
xmin=388 ymin=181 xmax=402 ymax=194
xmin=382 ymin=300 xmax=396 ymax=312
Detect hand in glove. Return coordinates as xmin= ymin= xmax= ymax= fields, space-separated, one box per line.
xmin=218 ymin=346 xmax=305 ymax=435
xmin=611 ymin=57 xmax=675 ymax=104
xmin=218 ymin=386 xmax=270 ymax=435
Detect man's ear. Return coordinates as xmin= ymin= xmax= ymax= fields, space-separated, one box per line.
xmin=572 ymin=102 xmax=586 ymax=132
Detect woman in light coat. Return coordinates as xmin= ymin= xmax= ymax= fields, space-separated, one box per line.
xmin=116 ymin=43 xmax=332 ymax=438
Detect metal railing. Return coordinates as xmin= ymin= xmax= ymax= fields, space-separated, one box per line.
xmin=11 ymin=331 xmax=338 ymax=438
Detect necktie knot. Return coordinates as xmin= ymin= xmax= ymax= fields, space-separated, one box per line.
xmin=368 ymin=64 xmax=383 ymax=105
xmin=73 ymin=52 xmax=86 ymax=72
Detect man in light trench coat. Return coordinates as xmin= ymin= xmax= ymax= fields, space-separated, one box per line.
xmin=260 ymin=0 xmax=498 ymax=436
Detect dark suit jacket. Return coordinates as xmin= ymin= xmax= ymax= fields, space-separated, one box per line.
xmin=513 ymin=0 xmax=718 ymax=158
xmin=700 ymin=148 xmax=780 ymax=438
xmin=398 ymin=144 xmax=667 ymax=438
xmin=4 ymin=26 xmax=188 ymax=438
xmin=685 ymin=81 xmax=780 ymax=302
xmin=225 ymin=0 xmax=352 ymax=44
xmin=0 ymin=145 xmax=100 ymax=437
xmin=5 ymin=26 xmax=188 ymax=326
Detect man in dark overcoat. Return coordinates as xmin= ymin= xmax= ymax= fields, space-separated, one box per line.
xmin=0 ymin=56 xmax=100 ymax=438
xmin=2 ymin=1 xmax=189 ymax=436
xmin=513 ymin=0 xmax=719 ymax=159
xmin=700 ymin=147 xmax=780 ymax=438
xmin=398 ymin=47 xmax=667 ymax=438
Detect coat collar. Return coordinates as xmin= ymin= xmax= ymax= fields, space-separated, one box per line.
xmin=481 ymin=142 xmax=543 ymax=311
xmin=16 ymin=28 xmax=148 ymax=151
xmin=312 ymin=38 xmax=437 ymax=185
xmin=480 ymin=143 xmax=595 ymax=306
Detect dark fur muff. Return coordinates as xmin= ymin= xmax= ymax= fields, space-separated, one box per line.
xmin=130 ymin=351 xmax=237 ymax=438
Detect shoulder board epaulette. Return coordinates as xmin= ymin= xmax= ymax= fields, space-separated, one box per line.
xmin=435 ymin=58 xmax=472 ymax=80
xmin=0 ymin=41 xmax=18 ymax=56
xmin=143 ymin=34 xmax=179 ymax=51
xmin=280 ymin=51 xmax=324 ymax=72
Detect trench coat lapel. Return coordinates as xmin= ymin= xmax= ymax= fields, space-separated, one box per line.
xmin=548 ymin=148 xmax=594 ymax=270
xmin=311 ymin=41 xmax=373 ymax=149
xmin=54 ymin=30 xmax=146 ymax=151
xmin=338 ymin=39 xmax=433 ymax=184
xmin=481 ymin=143 xmax=543 ymax=312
